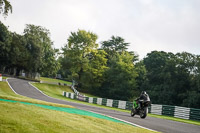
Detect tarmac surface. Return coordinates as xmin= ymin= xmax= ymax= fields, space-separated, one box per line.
xmin=7 ymin=78 xmax=200 ymax=133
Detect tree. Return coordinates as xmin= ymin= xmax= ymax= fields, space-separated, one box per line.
xmin=190 ymin=55 xmax=200 ymax=108
xmin=143 ymin=51 xmax=177 ymax=105
xmin=9 ymin=32 xmax=29 ymax=76
xmin=101 ymin=36 xmax=129 ymax=57
xmin=62 ymin=30 xmax=107 ymax=92
xmin=64 ymin=30 xmax=98 ymax=82
xmin=99 ymin=36 xmax=139 ymax=100
xmin=194 ymin=55 xmax=200 ymax=91
xmin=177 ymin=52 xmax=200 ymax=108
xmin=40 ymin=47 xmax=60 ymax=77
xmin=68 ymin=30 xmax=98 ymax=52
xmin=24 ymin=24 xmax=58 ymax=78
xmin=79 ymin=49 xmax=108 ymax=92
xmin=101 ymin=52 xmax=138 ymax=100
xmin=59 ymin=51 xmax=72 ymax=79
xmin=135 ymin=60 xmax=147 ymax=92
xmin=142 ymin=51 xmax=200 ymax=108
xmin=0 ymin=0 xmax=12 ymax=17
xmin=0 ymin=21 xmax=11 ymax=72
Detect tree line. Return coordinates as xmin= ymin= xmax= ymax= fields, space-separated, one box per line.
xmin=0 ymin=22 xmax=60 ymax=78
xmin=1 ymin=2 xmax=200 ymax=108
xmin=59 ymin=30 xmax=200 ymax=108
xmin=143 ymin=51 xmax=200 ymax=108
xmin=59 ymin=30 xmax=138 ymax=101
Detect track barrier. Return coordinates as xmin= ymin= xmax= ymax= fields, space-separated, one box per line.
xmin=63 ymin=91 xmax=200 ymax=121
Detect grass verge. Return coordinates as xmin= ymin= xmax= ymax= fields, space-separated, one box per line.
xmin=32 ymin=83 xmax=200 ymax=126
xmin=40 ymin=77 xmax=72 ymax=85
xmin=32 ymin=83 xmax=73 ymax=97
xmin=2 ymin=76 xmax=9 ymax=79
xmin=32 ymin=82 xmax=96 ymax=97
xmin=0 ymin=81 xmax=156 ymax=133
xmin=32 ymin=83 xmax=106 ymax=106
xmin=0 ymin=101 xmax=156 ymax=133
xmin=81 ymin=92 xmax=100 ymax=98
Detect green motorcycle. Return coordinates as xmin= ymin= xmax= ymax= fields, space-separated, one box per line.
xmin=131 ymin=99 xmax=151 ymax=119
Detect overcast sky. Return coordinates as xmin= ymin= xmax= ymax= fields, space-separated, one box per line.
xmin=1 ymin=0 xmax=200 ymax=58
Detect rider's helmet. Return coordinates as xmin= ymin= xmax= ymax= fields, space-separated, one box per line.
xmin=141 ymin=91 xmax=147 ymax=95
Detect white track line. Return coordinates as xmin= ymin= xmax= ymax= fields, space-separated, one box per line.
xmin=30 ymin=82 xmax=158 ymax=132
xmin=82 ymin=109 xmax=158 ymax=132
xmin=28 ymin=82 xmax=54 ymax=98
xmin=6 ymin=78 xmax=20 ymax=95
xmin=29 ymin=82 xmax=100 ymax=108
xmin=28 ymin=82 xmax=85 ymax=104
xmin=6 ymin=79 xmax=158 ymax=132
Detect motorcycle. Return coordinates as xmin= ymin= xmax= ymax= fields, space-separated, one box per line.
xmin=131 ymin=99 xmax=151 ymax=119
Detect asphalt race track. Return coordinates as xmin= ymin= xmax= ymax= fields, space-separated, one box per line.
xmin=7 ymin=78 xmax=200 ymax=133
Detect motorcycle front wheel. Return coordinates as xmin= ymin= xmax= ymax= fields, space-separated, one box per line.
xmin=140 ymin=107 xmax=147 ymax=119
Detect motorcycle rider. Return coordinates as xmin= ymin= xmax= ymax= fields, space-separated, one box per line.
xmin=136 ymin=91 xmax=150 ymax=109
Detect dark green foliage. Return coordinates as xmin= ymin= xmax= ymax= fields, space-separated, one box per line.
xmin=0 ymin=21 xmax=11 ymax=70
xmin=101 ymin=36 xmax=129 ymax=53
xmin=0 ymin=22 xmax=59 ymax=79
xmin=23 ymin=24 xmax=60 ymax=78
xmin=100 ymin=52 xmax=138 ymax=100
xmin=9 ymin=32 xmax=29 ymax=75
xmin=0 ymin=0 xmax=12 ymax=17
xmin=60 ymin=34 xmax=138 ymax=100
xmin=142 ymin=51 xmax=200 ymax=108
xmin=61 ymin=30 xmax=108 ymax=93
xmin=99 ymin=36 xmax=138 ymax=100
xmin=134 ymin=61 xmax=146 ymax=92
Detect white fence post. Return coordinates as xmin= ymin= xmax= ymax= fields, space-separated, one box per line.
xmin=106 ymin=99 xmax=113 ymax=107
xmin=118 ymin=101 xmax=126 ymax=109
xmin=97 ymin=98 xmax=102 ymax=105
xmin=151 ymin=104 xmax=162 ymax=115
xmin=174 ymin=106 xmax=190 ymax=119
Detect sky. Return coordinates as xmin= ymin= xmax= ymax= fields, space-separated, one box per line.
xmin=1 ymin=0 xmax=200 ymax=59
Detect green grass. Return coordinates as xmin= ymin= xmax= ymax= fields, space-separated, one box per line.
xmin=33 ymin=83 xmax=73 ymax=98
xmin=0 ymin=82 xmax=156 ymax=133
xmin=39 ymin=77 xmax=97 ymax=97
xmin=40 ymin=77 xmax=72 ymax=85
xmin=81 ymin=92 xmax=100 ymax=98
xmin=33 ymin=82 xmax=133 ymax=111
xmin=33 ymin=82 xmax=95 ymax=98
xmin=0 ymin=101 xmax=156 ymax=133
xmin=32 ymin=82 xmax=200 ymax=126
xmin=2 ymin=76 xmax=8 ymax=79
xmin=32 ymin=83 xmax=105 ymax=106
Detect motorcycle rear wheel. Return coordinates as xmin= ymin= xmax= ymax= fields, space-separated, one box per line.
xmin=131 ymin=108 xmax=136 ymax=117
